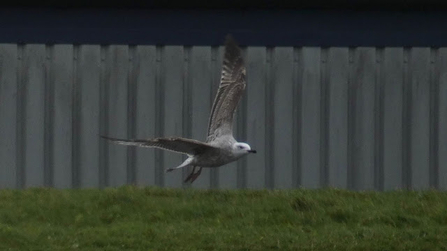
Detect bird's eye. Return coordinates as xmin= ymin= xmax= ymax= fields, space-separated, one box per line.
xmin=238 ymin=146 xmax=244 ymax=149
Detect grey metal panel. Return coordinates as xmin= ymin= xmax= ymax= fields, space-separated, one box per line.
xmin=300 ymin=47 xmax=321 ymax=189
xmin=438 ymin=48 xmax=447 ymax=190
xmin=272 ymin=47 xmax=294 ymax=189
xmin=245 ymin=47 xmax=267 ymax=189
xmin=51 ymin=45 xmax=73 ymax=188
xmin=77 ymin=45 xmax=101 ymax=188
xmin=189 ymin=46 xmax=212 ymax=189
xmin=133 ymin=46 xmax=157 ymax=186
xmin=105 ymin=45 xmax=129 ymax=187
xmin=22 ymin=44 xmax=46 ymax=187
xmin=351 ymin=48 xmax=376 ymax=190
xmin=162 ymin=46 xmax=184 ymax=188
xmin=409 ymin=48 xmax=431 ymax=189
xmin=382 ymin=48 xmax=404 ymax=190
xmin=0 ymin=44 xmax=17 ymax=188
xmin=327 ymin=48 xmax=349 ymax=188
xmin=1 ymin=44 xmax=446 ymax=190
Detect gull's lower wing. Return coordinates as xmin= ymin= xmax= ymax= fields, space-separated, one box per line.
xmin=101 ymin=136 xmax=217 ymax=155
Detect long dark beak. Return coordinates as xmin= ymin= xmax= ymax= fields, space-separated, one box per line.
xmin=248 ymin=150 xmax=257 ymax=154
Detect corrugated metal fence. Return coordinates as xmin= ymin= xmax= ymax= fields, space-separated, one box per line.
xmin=0 ymin=44 xmax=446 ymax=190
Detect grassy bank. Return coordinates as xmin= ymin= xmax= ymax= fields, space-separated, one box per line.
xmin=0 ymin=187 xmax=446 ymax=250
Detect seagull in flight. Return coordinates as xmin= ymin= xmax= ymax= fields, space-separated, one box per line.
xmin=101 ymin=35 xmax=256 ymax=183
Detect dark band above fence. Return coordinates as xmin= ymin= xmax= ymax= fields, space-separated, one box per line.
xmin=1 ymin=9 xmax=447 ymax=46
xmin=4 ymin=0 xmax=447 ymax=10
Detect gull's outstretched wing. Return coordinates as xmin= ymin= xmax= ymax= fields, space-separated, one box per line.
xmin=207 ymin=35 xmax=246 ymax=142
xmin=101 ymin=136 xmax=218 ymax=156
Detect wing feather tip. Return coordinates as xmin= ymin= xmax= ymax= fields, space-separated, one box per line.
xmin=225 ymin=34 xmax=237 ymax=46
xmin=100 ymin=135 xmax=115 ymax=141
xmin=224 ymin=35 xmax=241 ymax=55
xmin=225 ymin=33 xmax=233 ymax=41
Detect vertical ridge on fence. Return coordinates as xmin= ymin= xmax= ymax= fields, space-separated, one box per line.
xmin=105 ymin=45 xmax=129 ymax=187
xmin=347 ymin=48 xmax=354 ymax=190
xmin=429 ymin=48 xmax=439 ymax=189
xmin=99 ymin=46 xmax=107 ymax=188
xmin=327 ymin=48 xmax=349 ymax=188
xmin=438 ymin=48 xmax=447 ymax=190
xmin=134 ymin=45 xmax=157 ymax=186
xmin=44 ymin=45 xmax=53 ymax=187
xmin=237 ymin=48 xmax=248 ymax=189
xmin=272 ymin=47 xmax=294 ymax=189
xmin=351 ymin=47 xmax=376 ymax=190
xmin=437 ymin=49 xmax=447 ymax=190
xmin=16 ymin=45 xmax=25 ymax=188
xmin=437 ymin=48 xmax=447 ymax=190
xmin=51 ymin=45 xmax=74 ymax=188
xmin=209 ymin=46 xmax=221 ymax=188
xmin=162 ymin=46 xmax=184 ymax=188
xmin=292 ymin=48 xmax=302 ymax=188
xmin=402 ymin=48 xmax=411 ymax=189
xmin=154 ymin=46 xmax=164 ymax=187
xmin=374 ymin=48 xmax=384 ymax=191
xmin=127 ymin=46 xmax=137 ymax=185
xmin=0 ymin=44 xmax=18 ymax=188
xmin=72 ymin=45 xmax=80 ymax=188
xmin=382 ymin=48 xmax=403 ymax=190
xmin=264 ymin=48 xmax=274 ymax=189
xmin=409 ymin=48 xmax=431 ymax=189
xmin=300 ymin=47 xmax=321 ymax=188
xmin=77 ymin=45 xmax=101 ymax=188
xmin=22 ymin=44 xmax=46 ymax=188
xmin=246 ymin=47 xmax=267 ymax=189
xmin=216 ymin=45 xmax=239 ymax=189
xmin=190 ymin=46 xmax=212 ymax=189
xmin=320 ymin=48 xmax=329 ymax=187
xmin=180 ymin=47 xmax=190 ymax=187
xmin=182 ymin=47 xmax=191 ymax=187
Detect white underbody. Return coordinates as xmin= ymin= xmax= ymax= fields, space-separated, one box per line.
xmin=176 ymin=135 xmax=247 ymax=169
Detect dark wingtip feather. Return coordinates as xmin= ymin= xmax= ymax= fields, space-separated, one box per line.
xmin=100 ymin=135 xmax=112 ymax=140
xmin=225 ymin=34 xmax=236 ymax=44
xmin=222 ymin=34 xmax=243 ymax=77
xmin=100 ymin=135 xmax=129 ymax=142
xmin=224 ymin=34 xmax=239 ymax=51
xmin=100 ymin=135 xmax=118 ymax=140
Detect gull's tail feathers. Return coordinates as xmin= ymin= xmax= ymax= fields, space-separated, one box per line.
xmin=166 ymin=157 xmax=194 ymax=173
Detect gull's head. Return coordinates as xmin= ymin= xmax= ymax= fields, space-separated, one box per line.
xmin=233 ymin=142 xmax=257 ymax=157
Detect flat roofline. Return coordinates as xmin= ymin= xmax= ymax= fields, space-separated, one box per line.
xmin=3 ymin=0 xmax=447 ymax=10
xmin=1 ymin=9 xmax=447 ymax=47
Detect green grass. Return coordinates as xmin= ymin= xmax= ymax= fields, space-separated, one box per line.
xmin=0 ymin=187 xmax=447 ymax=250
